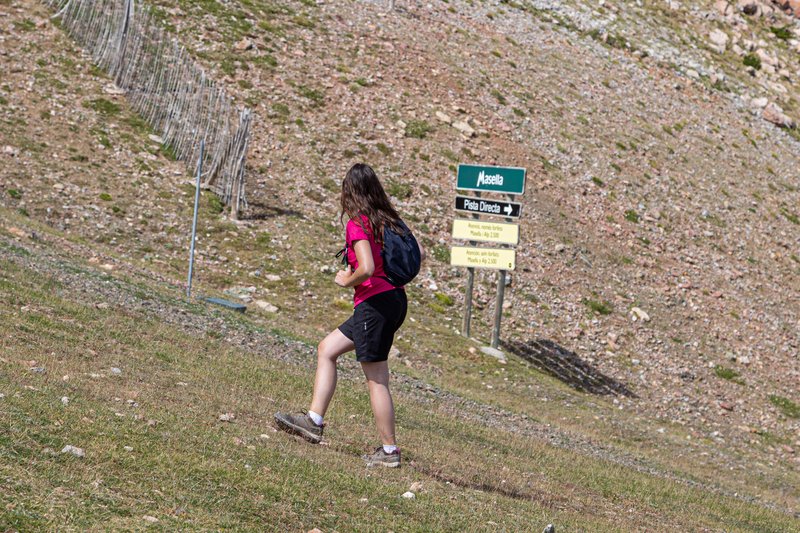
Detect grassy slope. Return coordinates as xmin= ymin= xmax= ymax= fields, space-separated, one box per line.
xmin=0 ymin=228 xmax=797 ymax=531
xmin=1 ymin=0 xmax=799 ymax=529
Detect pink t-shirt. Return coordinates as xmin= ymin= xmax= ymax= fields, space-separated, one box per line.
xmin=346 ymin=215 xmax=400 ymax=307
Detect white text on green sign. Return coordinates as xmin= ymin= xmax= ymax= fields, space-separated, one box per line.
xmin=452 ymin=219 xmax=519 ymax=245
xmin=456 ymin=164 xmax=526 ymax=195
xmin=450 ymin=246 xmax=516 ymax=271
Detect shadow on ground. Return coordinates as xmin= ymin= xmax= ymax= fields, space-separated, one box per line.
xmin=502 ymin=339 xmax=637 ymax=397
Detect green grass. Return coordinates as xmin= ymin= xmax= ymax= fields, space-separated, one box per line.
xmin=768 ymin=395 xmax=800 ymax=419
xmin=582 ymin=298 xmax=613 ymax=316
xmin=714 ymin=365 xmax=745 ymax=386
xmin=0 ymin=252 xmax=797 ymax=531
xmin=405 ymin=120 xmax=433 ymax=139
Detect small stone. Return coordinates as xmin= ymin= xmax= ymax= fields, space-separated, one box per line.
xmin=630 ymin=307 xmax=650 ymax=322
xmin=61 ymin=396 xmax=69 ymax=406
xmin=750 ymin=97 xmax=769 ymax=109
xmin=142 ymin=515 xmax=159 ymax=523
xmin=234 ymin=38 xmax=254 ymax=52
xmin=264 ymin=274 xmax=281 ymax=282
xmin=61 ymin=445 xmax=85 ymax=458
xmin=401 ymin=491 xmax=416 ymax=499
xmin=719 ymin=401 xmax=735 ymax=411
xmin=30 ymin=367 xmax=46 ymax=374
xmin=359 ymin=497 xmax=368 ymax=503
xmin=110 ymin=367 xmax=122 ymax=375
xmin=686 ymin=69 xmax=700 ymax=80
xmin=435 ymin=111 xmax=452 ymax=124
xmin=219 ymin=412 xmax=236 ymax=422
xmin=763 ymin=102 xmax=795 ymax=128
xmin=102 ymin=83 xmax=126 ymax=95
xmin=409 ymin=482 xmax=424 ymax=492
xmin=148 ymin=134 xmax=164 ymax=144
xmin=388 ymin=346 xmax=401 ymax=359
xmin=259 ymin=433 xmax=271 ymax=440
xmin=543 ymin=525 xmax=556 ymax=533
xmin=307 ymin=529 xmax=323 ymax=533
xmin=452 ymin=120 xmax=475 ymax=137
xmin=254 ymin=300 xmax=278 ymax=313
xmin=708 ymin=29 xmax=729 ymax=53
xmin=124 ymin=446 xmax=134 ymax=452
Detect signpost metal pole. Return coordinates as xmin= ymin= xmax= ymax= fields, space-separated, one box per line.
xmin=461 ymin=191 xmax=481 ymax=338
xmin=490 ymin=192 xmax=516 ymax=349
xmin=187 ymin=141 xmax=204 ymax=299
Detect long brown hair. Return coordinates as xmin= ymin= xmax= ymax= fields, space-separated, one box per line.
xmin=340 ymin=163 xmax=401 ymax=245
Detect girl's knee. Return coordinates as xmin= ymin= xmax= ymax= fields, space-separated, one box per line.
xmin=317 ymin=341 xmax=339 ymax=362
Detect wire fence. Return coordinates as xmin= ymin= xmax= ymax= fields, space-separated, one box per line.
xmin=45 ymin=0 xmax=252 ymax=215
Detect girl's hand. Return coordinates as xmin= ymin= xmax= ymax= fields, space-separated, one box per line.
xmin=334 ymin=266 xmax=352 ymax=287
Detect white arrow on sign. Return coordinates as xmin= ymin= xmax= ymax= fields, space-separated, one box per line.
xmin=503 ymin=204 xmax=512 ymax=216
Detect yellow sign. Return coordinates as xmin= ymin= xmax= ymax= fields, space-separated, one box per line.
xmin=451 ymin=219 xmax=519 ymax=245
xmin=450 ymin=246 xmax=516 ymax=271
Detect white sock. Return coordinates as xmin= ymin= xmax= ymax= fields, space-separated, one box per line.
xmin=382 ymin=444 xmax=397 ymax=454
xmin=308 ymin=410 xmax=324 ymax=426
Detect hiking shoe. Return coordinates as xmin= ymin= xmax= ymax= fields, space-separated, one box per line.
xmin=274 ymin=411 xmax=323 ymax=444
xmin=362 ymin=446 xmax=401 ymax=468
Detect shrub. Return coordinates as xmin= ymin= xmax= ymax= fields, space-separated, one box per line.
xmin=99 ymin=193 xmax=112 ymax=201
xmin=8 ymin=189 xmax=22 ymax=199
xmin=624 ymin=210 xmax=640 ymax=223
xmin=770 ymin=26 xmax=792 ymax=41
xmin=405 ymin=120 xmax=432 ymax=139
xmin=743 ymin=53 xmax=761 ymax=70
xmin=582 ymin=298 xmax=613 ymax=316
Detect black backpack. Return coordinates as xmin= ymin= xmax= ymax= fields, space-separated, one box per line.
xmin=380 ymin=219 xmax=421 ymax=287
xmin=336 ymin=219 xmax=421 ymax=287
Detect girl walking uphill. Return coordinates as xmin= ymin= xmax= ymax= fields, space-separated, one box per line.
xmin=275 ymin=163 xmax=424 ymax=468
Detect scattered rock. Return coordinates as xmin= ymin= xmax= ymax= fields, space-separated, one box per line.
xmin=124 ymin=446 xmax=134 ymax=452
xmin=234 ymin=38 xmax=254 ymax=52
xmin=401 ymin=491 xmax=416 ymax=499
xmin=148 ymin=134 xmax=164 ymax=144
xmin=435 ymin=111 xmax=452 ymax=124
xmin=630 ymin=307 xmax=651 ymax=322
xmin=720 ymin=401 xmax=735 ymax=411
xmin=30 ymin=366 xmax=46 ymax=374
xmin=61 ymin=445 xmax=85 ymax=458
xmin=254 ymin=300 xmax=278 ymax=313
xmin=762 ymin=102 xmax=795 ymax=128
xmin=409 ymin=481 xmax=424 ymax=492
xmin=219 ymin=412 xmax=236 ymax=422
xmin=61 ymin=396 xmax=69 ymax=406
xmin=110 ymin=367 xmax=122 ymax=375
xmin=142 ymin=515 xmax=159 ymax=523
xmin=451 ymin=120 xmax=475 ymax=137
xmin=102 ymin=83 xmax=126 ymax=95
xmin=709 ymin=29 xmax=729 ymax=53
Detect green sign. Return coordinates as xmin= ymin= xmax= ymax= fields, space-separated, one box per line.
xmin=456 ymin=164 xmax=526 ymax=195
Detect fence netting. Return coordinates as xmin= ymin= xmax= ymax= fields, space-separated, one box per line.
xmin=45 ymin=0 xmax=252 ymax=213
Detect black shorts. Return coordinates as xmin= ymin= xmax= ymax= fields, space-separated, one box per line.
xmin=338 ymin=289 xmax=408 ymax=363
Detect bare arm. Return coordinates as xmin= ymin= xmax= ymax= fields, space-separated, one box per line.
xmin=334 ymin=240 xmax=374 ymax=288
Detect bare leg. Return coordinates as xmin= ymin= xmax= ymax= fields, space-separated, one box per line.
xmin=309 ymin=329 xmax=354 ymax=417
xmin=361 ymin=360 xmax=396 ymax=446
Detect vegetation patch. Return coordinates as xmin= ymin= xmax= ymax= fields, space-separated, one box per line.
xmin=82 ymin=98 xmax=121 ymax=116
xmin=714 ymin=365 xmax=745 ymax=385
xmin=405 ymin=119 xmax=433 ymax=139
xmin=743 ymin=53 xmax=761 ymax=70
xmin=582 ymin=297 xmax=613 ymax=316
xmin=768 ymin=395 xmax=800 ymax=418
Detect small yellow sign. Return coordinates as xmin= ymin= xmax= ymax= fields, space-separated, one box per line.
xmin=451 ymin=219 xmax=519 ymax=245
xmin=450 ymin=246 xmax=516 ymax=271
